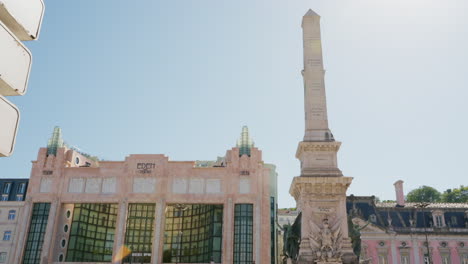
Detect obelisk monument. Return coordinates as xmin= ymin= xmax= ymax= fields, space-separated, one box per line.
xmin=289 ymin=9 xmax=357 ymax=264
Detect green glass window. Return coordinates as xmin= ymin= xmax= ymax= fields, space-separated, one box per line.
xmin=270 ymin=197 xmax=276 ymax=264
xmin=163 ymin=204 xmax=223 ymax=263
xmin=233 ymin=204 xmax=253 ymax=264
xmin=22 ymin=203 xmax=51 ymax=264
xmin=123 ymin=203 xmax=156 ymax=264
xmin=66 ymin=203 xmax=118 ymax=262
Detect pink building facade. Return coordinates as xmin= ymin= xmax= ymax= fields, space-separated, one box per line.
xmin=10 ymin=127 xmax=278 ymax=264
xmin=347 ymin=182 xmax=468 ymax=264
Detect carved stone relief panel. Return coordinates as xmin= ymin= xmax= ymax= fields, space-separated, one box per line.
xmin=206 ymin=179 xmax=221 ymax=194
xmin=68 ymin=178 xmax=84 ymax=193
xmin=85 ymin=178 xmax=102 ymax=193
xmin=133 ymin=178 xmax=156 ymax=193
xmin=172 ymin=178 xmax=188 ymax=194
xmin=189 ymin=179 xmax=204 ymax=194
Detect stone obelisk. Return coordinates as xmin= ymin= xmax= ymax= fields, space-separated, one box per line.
xmin=289 ymin=9 xmax=357 ymax=264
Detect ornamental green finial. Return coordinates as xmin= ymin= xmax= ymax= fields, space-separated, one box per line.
xmin=236 ymin=126 xmax=254 ymax=157
xmin=47 ymin=126 xmax=64 ymax=156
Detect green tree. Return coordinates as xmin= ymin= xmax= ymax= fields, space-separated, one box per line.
xmin=406 ymin=186 xmax=441 ymax=202
xmin=441 ymin=186 xmax=468 ymax=203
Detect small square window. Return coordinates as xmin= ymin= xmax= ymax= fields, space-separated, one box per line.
xmin=2 ymin=183 xmax=11 ymax=194
xmin=0 ymin=195 xmax=8 ymax=201
xmin=8 ymin=210 xmax=15 ymax=220
xmin=3 ymin=231 xmax=11 ymax=241
xmin=17 ymin=183 xmax=26 ymax=194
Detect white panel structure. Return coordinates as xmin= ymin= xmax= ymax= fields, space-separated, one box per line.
xmin=0 ymin=95 xmax=19 ymax=157
xmin=0 ymin=21 xmax=32 ymax=96
xmin=0 ymin=0 xmax=45 ymax=40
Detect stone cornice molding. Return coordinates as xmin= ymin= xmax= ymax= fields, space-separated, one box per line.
xmin=289 ymin=176 xmax=353 ymax=200
xmin=296 ymin=141 xmax=342 ymax=158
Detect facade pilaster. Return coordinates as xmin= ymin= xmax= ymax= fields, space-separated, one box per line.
xmin=223 ymin=198 xmax=234 ymax=264
xmin=40 ymin=198 xmax=59 ymax=264
xmin=390 ymin=238 xmax=397 ymax=264
xmin=412 ymin=238 xmax=420 ymax=264
xmin=113 ymin=199 xmax=128 ymax=264
xmin=255 ymin=198 xmax=261 ymax=264
xmin=152 ymin=199 xmax=165 ymax=264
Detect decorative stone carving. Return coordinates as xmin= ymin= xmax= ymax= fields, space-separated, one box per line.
xmin=309 ymin=217 xmax=343 ymax=262
xmin=296 ymin=141 xmax=341 ymax=158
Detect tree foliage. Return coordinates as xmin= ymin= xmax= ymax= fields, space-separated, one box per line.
xmin=406 ymin=185 xmax=441 ymax=202
xmin=441 ymin=185 xmax=468 ymax=203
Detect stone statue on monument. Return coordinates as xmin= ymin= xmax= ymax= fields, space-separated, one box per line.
xmin=308 ymin=217 xmax=343 ymax=262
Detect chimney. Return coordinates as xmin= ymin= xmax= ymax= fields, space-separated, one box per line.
xmin=394 ymin=180 xmax=405 ymax=207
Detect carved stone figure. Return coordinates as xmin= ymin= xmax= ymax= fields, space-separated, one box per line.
xmin=282 ymin=224 xmax=300 ymax=263
xmin=309 ymin=217 xmax=343 ymax=262
xmin=348 ymin=217 xmax=370 ymax=259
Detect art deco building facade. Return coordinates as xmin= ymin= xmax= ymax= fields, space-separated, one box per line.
xmin=10 ymin=126 xmax=277 ymax=264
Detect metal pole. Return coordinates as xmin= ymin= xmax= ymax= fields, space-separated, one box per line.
xmin=415 ymin=202 xmax=431 ymax=264
xmin=173 ymin=204 xmax=188 ymax=264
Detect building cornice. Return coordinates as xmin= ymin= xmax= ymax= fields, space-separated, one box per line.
xmin=295 ymin=141 xmax=342 ymax=159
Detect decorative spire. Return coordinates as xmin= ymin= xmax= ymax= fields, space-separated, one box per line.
xmin=236 ymin=126 xmax=254 ymax=157
xmin=47 ymin=126 xmax=64 ymax=156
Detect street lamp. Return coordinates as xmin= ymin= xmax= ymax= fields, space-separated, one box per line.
xmin=414 ymin=202 xmax=432 ymax=264
xmin=173 ymin=204 xmax=188 ymax=264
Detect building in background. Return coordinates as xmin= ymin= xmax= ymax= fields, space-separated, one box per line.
xmin=0 ymin=179 xmax=28 ymax=202
xmin=347 ymin=181 xmax=468 ymax=264
xmin=0 ymin=179 xmax=28 ymax=263
xmin=278 ymin=183 xmax=468 ymax=264
xmin=12 ymin=126 xmax=277 ymax=264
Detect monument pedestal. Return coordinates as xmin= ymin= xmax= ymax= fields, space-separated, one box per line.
xmin=290 ymin=176 xmax=357 ymax=264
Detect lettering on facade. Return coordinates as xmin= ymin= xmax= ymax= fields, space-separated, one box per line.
xmin=42 ymin=170 xmax=53 ymax=175
xmin=136 ymin=163 xmax=155 ymax=174
xmin=311 ymin=206 xmax=335 ymax=214
xmin=240 ymin=170 xmax=250 ymax=176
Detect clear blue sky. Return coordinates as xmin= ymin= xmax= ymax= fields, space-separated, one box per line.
xmin=1 ymin=0 xmax=468 ymax=208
